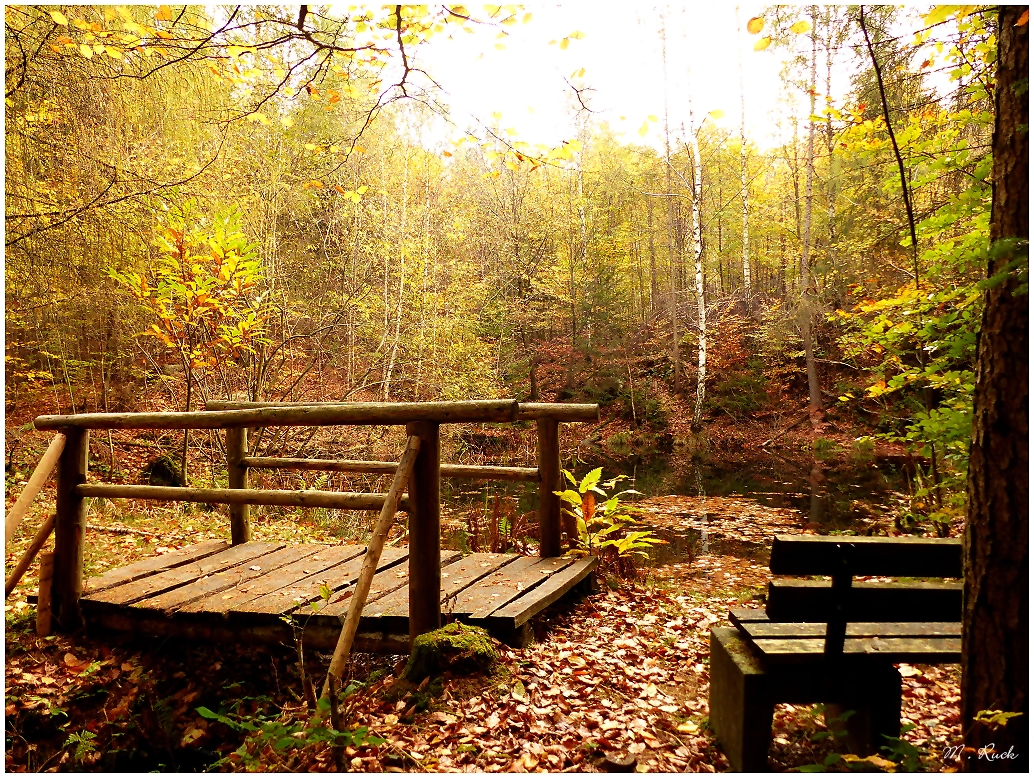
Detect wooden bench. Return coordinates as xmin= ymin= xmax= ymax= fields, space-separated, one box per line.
xmin=709 ymin=535 xmax=962 ymax=772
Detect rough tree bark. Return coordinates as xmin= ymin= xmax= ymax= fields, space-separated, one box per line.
xmin=961 ymin=6 xmax=1028 ymax=772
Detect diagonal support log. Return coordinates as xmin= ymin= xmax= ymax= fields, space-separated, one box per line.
xmin=5 ymin=434 xmax=65 ymax=544
xmin=5 ymin=514 xmax=56 ymax=599
xmin=321 ymin=435 xmax=421 ymax=701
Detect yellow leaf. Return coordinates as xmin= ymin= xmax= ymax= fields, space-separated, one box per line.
xmin=569 ymin=30 xmax=584 ymax=39
xmin=790 ymin=20 xmax=812 ymax=34
xmin=105 ymin=46 xmax=122 ymax=60
xmin=308 ymin=180 xmax=323 ymax=188
xmin=280 ymin=116 xmax=294 ymax=128
xmin=638 ymin=121 xmax=649 ymax=138
xmin=49 ymin=10 xmax=68 ymax=26
xmin=754 ymin=36 xmax=772 ymax=51
xmin=79 ymin=43 xmax=94 ymax=58
xmin=709 ymin=109 xmax=724 ymax=119
xmin=746 ymin=16 xmax=764 ymax=34
xmin=923 ymin=5 xmax=960 ymax=27
xmin=93 ymin=43 xmax=104 ymax=54
xmin=559 ymin=37 xmax=569 ymax=50
xmin=522 ymin=12 xmax=532 ymax=24
xmin=494 ymin=42 xmax=506 ymax=50
xmin=155 ymin=5 xmax=172 ymax=22
xmin=647 ymin=114 xmax=658 ymax=122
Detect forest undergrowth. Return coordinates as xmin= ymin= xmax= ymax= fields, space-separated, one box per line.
xmin=4 ymin=495 xmax=963 ymax=773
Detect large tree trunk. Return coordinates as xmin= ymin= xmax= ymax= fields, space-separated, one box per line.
xmin=961 ymin=6 xmax=1028 ymax=772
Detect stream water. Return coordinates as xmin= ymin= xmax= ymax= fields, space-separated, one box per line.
xmin=441 ymin=452 xmax=910 ymax=566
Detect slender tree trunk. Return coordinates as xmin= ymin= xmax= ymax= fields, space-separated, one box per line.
xmin=383 ymin=145 xmax=410 ymax=400
xmin=800 ymin=7 xmax=823 ymax=417
xmin=648 ymin=198 xmax=658 ymax=312
xmin=688 ymin=105 xmax=706 ymax=429
xmin=736 ymin=5 xmax=752 ymax=310
xmin=576 ymin=143 xmax=589 ymax=348
xmin=962 ymin=7 xmax=1028 ymax=771
xmin=661 ymin=19 xmax=680 ymax=393
xmin=824 ymin=8 xmax=837 ymax=294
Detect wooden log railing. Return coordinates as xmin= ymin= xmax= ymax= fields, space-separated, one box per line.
xmin=241 ymin=457 xmax=540 ymax=482
xmin=29 ymin=399 xmax=598 ymax=639
xmin=5 ymin=433 xmax=65 ymax=544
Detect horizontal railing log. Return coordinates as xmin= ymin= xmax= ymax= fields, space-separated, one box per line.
xmin=75 ymin=484 xmax=410 ymax=512
xmin=242 ymin=456 xmax=540 ymax=482
xmin=204 ymin=399 xmax=600 ymax=423
xmin=34 ymin=399 xmax=520 ymax=431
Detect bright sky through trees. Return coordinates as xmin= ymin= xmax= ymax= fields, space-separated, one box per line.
xmin=417 ymin=3 xmax=853 ymax=150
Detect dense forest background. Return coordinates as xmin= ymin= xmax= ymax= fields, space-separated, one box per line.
xmin=5 ymin=5 xmax=998 ymax=527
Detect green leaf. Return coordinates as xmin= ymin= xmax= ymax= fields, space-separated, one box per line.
xmin=579 ymin=467 xmax=603 ymax=493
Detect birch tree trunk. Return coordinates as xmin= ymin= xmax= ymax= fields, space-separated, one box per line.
xmin=800 ymin=7 xmax=823 ymax=417
xmin=688 ymin=105 xmax=706 ymax=429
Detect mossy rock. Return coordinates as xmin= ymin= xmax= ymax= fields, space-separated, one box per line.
xmin=403 ymin=622 xmax=497 ymax=682
xmin=142 ymin=453 xmax=183 ymax=487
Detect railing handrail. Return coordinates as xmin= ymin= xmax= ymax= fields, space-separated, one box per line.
xmin=33 ymin=399 xmax=524 ymax=431
xmin=241 ymin=456 xmax=540 ymax=482
xmin=204 ymin=399 xmax=600 ymax=423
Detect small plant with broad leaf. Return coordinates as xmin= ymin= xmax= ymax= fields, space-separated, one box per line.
xmin=554 ymin=468 xmax=661 ymax=573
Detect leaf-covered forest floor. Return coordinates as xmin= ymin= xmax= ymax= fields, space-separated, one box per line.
xmin=5 ymin=485 xmax=963 ymax=773
xmin=5 ymin=320 xmax=962 ymax=772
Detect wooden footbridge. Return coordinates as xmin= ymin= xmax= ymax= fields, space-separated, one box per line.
xmin=6 ymin=400 xmax=599 ymax=653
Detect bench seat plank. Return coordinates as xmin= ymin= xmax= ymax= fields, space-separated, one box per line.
xmin=743 ymin=621 xmax=960 ymax=639
xmin=747 ymin=636 xmax=961 ymax=664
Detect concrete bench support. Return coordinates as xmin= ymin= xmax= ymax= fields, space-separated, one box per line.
xmin=709 ymin=628 xmax=902 ymax=772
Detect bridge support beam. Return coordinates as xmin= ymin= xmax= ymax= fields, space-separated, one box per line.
xmin=537 ymin=418 xmax=563 ymax=556
xmin=52 ymin=427 xmax=88 ymax=631
xmin=407 ymin=421 xmax=441 ymax=644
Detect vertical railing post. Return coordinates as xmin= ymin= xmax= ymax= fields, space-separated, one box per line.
xmin=537 ymin=417 xmax=563 ymax=557
xmin=226 ymin=427 xmax=251 ymax=544
xmin=52 ymin=427 xmax=88 ymax=631
xmin=406 ymin=421 xmax=440 ymax=643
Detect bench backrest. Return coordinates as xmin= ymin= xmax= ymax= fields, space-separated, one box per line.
xmin=766 ymin=535 xmax=962 ymax=654
xmin=769 ymin=535 xmax=962 ymax=578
